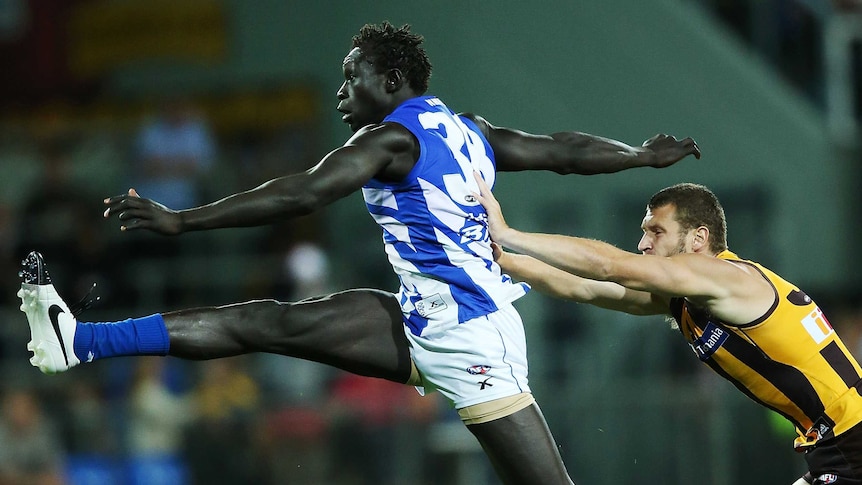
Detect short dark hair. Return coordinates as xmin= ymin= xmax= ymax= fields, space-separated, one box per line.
xmin=648 ymin=183 xmax=728 ymax=253
xmin=352 ymin=21 xmax=432 ymax=94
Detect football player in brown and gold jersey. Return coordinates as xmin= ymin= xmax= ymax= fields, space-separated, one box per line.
xmin=476 ymin=177 xmax=862 ymax=485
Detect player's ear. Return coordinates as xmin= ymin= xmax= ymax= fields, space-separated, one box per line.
xmin=692 ymin=226 xmax=709 ymax=252
xmin=386 ymin=69 xmax=404 ymax=92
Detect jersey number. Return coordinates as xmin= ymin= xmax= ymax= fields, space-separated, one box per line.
xmin=418 ymin=111 xmax=494 ymax=206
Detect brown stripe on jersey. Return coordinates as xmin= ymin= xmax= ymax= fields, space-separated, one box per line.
xmin=820 ymin=341 xmax=862 ymax=389
xmin=704 ymin=358 xmax=806 ymax=432
xmin=706 ymin=324 xmax=825 ymax=424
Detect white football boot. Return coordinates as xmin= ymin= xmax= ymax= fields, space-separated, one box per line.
xmin=18 ymin=251 xmax=87 ymax=374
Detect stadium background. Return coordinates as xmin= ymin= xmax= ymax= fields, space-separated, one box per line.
xmin=0 ymin=0 xmax=860 ymax=484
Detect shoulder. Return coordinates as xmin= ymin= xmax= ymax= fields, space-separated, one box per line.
xmin=346 ymin=123 xmax=417 ymax=152
xmin=668 ymin=252 xmax=755 ymax=279
xmin=341 ymin=123 xmax=420 ymax=181
xmin=456 ymin=112 xmax=491 ymax=137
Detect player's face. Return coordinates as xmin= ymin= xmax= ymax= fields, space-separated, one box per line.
xmin=637 ymin=204 xmax=691 ymax=257
xmin=336 ymin=47 xmax=391 ymax=132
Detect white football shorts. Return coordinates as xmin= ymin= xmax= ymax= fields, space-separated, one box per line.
xmin=405 ymin=302 xmax=531 ymax=409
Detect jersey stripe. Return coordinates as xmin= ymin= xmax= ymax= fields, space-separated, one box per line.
xmin=821 ymin=341 xmax=862 ymax=390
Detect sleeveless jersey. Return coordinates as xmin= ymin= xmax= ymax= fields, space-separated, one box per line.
xmin=671 ymin=250 xmax=862 ymax=450
xmin=362 ymin=96 xmax=529 ymax=337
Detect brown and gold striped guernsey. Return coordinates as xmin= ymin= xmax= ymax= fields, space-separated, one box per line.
xmin=671 ymin=250 xmax=862 ymax=450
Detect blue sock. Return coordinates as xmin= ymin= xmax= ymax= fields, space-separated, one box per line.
xmin=73 ymin=314 xmax=170 ymax=362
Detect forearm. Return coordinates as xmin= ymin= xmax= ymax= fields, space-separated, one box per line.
xmin=494 ymin=227 xmax=618 ymax=282
xmin=499 ymin=251 xmax=590 ymax=301
xmin=498 ymin=250 xmax=659 ymax=314
xmin=180 ymin=175 xmax=317 ymax=231
xmin=548 ymin=132 xmax=656 ymax=175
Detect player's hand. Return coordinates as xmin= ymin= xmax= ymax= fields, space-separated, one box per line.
xmin=642 ymin=134 xmax=701 ymax=168
xmin=472 ymin=171 xmax=512 ymax=244
xmin=491 ymin=242 xmax=504 ymax=261
xmin=103 ymin=188 xmax=183 ymax=235
xmin=490 ymin=242 xmax=517 ymax=272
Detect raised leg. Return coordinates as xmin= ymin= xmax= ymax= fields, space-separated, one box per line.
xmin=164 ymin=288 xmax=413 ymax=383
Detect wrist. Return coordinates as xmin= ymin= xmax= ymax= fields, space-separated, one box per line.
xmin=495 ymin=227 xmax=518 ymax=249
xmin=641 ymin=148 xmax=658 ymax=168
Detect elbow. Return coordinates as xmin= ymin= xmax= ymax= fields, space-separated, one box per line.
xmin=290 ymin=193 xmax=320 ymax=217
xmin=551 ymin=133 xmax=585 ymax=175
xmin=270 ymin=191 xmax=318 ymax=219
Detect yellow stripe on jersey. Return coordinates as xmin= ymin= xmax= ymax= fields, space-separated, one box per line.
xmin=672 ymin=250 xmax=862 ymax=450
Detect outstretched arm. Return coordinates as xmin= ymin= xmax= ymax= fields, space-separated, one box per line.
xmin=474 ymin=173 xmax=774 ymax=324
xmin=476 ymin=171 xmax=717 ymax=296
xmin=495 ymin=245 xmax=666 ymax=315
xmin=104 ymin=124 xmax=413 ymax=235
xmin=461 ymin=113 xmax=700 ymax=174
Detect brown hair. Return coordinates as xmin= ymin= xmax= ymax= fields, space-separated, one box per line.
xmin=648 ymin=183 xmax=728 ymax=253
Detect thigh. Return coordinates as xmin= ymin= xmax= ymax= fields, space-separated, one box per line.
xmin=273 ymin=288 xmax=414 ymax=383
xmin=167 ymin=288 xmax=413 ymax=383
xmin=467 ymin=402 xmax=574 ymax=485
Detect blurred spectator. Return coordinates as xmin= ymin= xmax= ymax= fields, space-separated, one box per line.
xmin=326 ymin=374 xmax=440 ymax=485
xmin=283 ymin=242 xmax=330 ymax=298
xmin=133 ymin=97 xmax=216 ymax=211
xmin=0 ymin=202 xmax=20 ymax=332
xmin=184 ymin=358 xmax=262 ymax=485
xmin=127 ymin=358 xmax=191 ymax=457
xmin=127 ymin=97 xmax=217 ymax=306
xmin=62 ymin=376 xmax=117 ymax=456
xmin=0 ymin=389 xmax=66 ymax=485
xmin=16 ymin=134 xmax=111 ymax=297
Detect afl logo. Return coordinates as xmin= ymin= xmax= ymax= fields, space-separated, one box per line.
xmin=467 ymin=365 xmax=491 ymax=375
xmin=787 ymin=289 xmax=812 ymax=306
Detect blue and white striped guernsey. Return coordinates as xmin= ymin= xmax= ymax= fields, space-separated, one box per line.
xmin=363 ymin=96 xmax=529 ymax=337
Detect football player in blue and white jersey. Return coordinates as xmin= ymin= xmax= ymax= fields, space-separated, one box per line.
xmin=20 ymin=21 xmax=699 ymax=485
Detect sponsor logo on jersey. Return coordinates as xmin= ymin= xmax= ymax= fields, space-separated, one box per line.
xmin=461 ymin=213 xmax=488 ymax=244
xmin=805 ymin=418 xmax=834 ymax=443
xmin=415 ymin=294 xmax=447 ymax=317
xmin=815 ymin=473 xmax=838 ymax=484
xmin=689 ymin=322 xmax=728 ymax=361
xmin=787 ymin=289 xmax=812 ymax=306
xmin=801 ymin=307 xmax=833 ymax=344
xmin=478 ymin=377 xmax=493 ymax=390
xmin=467 ymin=365 xmax=491 ymax=375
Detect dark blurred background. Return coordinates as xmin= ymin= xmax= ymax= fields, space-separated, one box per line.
xmin=0 ymin=1 xmax=861 ymax=484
